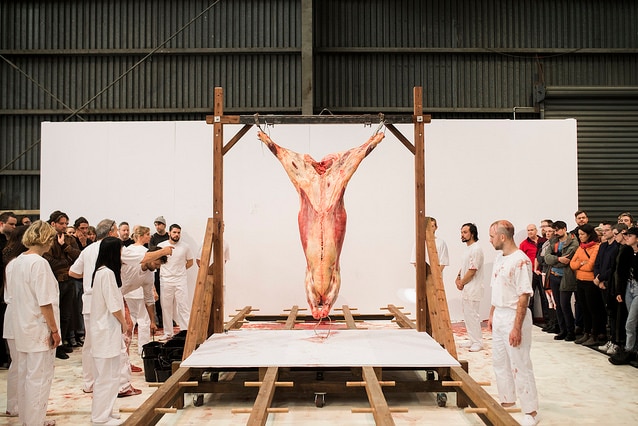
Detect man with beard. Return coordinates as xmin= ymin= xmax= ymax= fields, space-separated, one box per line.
xmin=487 ymin=220 xmax=539 ymax=426
xmin=455 ymin=223 xmax=485 ymax=352
xmin=158 ymin=224 xmax=193 ymax=340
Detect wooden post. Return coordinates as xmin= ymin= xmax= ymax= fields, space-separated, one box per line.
xmin=211 ymin=87 xmax=225 ymax=334
xmin=413 ymin=87 xmax=427 ymax=332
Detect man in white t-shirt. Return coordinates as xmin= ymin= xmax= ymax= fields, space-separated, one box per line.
xmin=158 ymin=224 xmax=193 ymax=340
xmin=410 ymin=216 xmax=449 ymax=272
xmin=487 ymin=220 xmax=539 ymax=426
xmin=455 ymin=223 xmax=485 ymax=352
xmin=121 ymin=244 xmax=170 ymax=354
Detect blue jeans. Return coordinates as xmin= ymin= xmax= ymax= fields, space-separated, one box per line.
xmin=625 ymin=280 xmax=638 ymax=352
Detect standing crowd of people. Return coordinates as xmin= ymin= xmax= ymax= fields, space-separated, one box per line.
xmin=0 ymin=211 xmax=197 ymax=426
xmin=411 ymin=211 xmax=638 ymax=426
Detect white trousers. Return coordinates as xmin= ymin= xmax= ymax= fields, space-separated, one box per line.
xmin=160 ymin=280 xmax=190 ymax=335
xmin=6 ymin=339 xmax=18 ymax=415
xmin=82 ymin=312 xmax=95 ymax=392
xmin=92 ymin=355 xmax=120 ymax=423
xmin=118 ymin=333 xmax=132 ymax=393
xmin=462 ymin=298 xmax=482 ymax=346
xmin=124 ymin=296 xmax=151 ymax=356
xmin=492 ymin=307 xmax=539 ymax=414
xmin=17 ymin=348 xmax=55 ymax=426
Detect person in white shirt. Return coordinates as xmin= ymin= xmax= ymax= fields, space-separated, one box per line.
xmin=410 ymin=216 xmax=450 ymax=272
xmin=455 ymin=223 xmax=485 ymax=352
xmin=487 ymin=220 xmax=539 ymax=426
xmin=7 ymin=221 xmax=59 ymax=426
xmin=158 ymin=224 xmax=193 ymax=339
xmin=89 ymin=237 xmax=128 ymax=426
xmin=121 ymin=225 xmax=170 ymax=355
xmin=69 ymin=219 xmax=119 ymax=394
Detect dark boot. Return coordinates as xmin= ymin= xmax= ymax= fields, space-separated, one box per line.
xmin=609 ymin=348 xmax=631 ymax=365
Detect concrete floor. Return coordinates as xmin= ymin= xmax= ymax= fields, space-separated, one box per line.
xmin=1 ymin=322 xmax=638 ymax=425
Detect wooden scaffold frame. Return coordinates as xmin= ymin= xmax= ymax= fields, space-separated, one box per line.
xmin=123 ymin=87 xmax=518 ymax=426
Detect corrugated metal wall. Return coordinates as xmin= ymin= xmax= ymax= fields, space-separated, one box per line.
xmin=543 ymin=87 xmax=638 ymax=223
xmin=1 ymin=0 xmax=637 ymax=212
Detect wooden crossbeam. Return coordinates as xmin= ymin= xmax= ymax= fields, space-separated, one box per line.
xmin=361 ymin=366 xmax=395 ymax=426
xmin=340 ymin=305 xmax=359 ymax=329
xmin=226 ymin=306 xmax=253 ymax=331
xmin=385 ymin=304 xmax=416 ymax=329
xmin=449 ymin=366 xmax=519 ymax=426
xmin=247 ymin=366 xmax=279 ymax=426
xmin=284 ymin=305 xmax=299 ymax=329
xmin=122 ymin=366 xmax=193 ymax=426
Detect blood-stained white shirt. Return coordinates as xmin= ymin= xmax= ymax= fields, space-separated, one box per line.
xmin=490 ymin=249 xmax=533 ymax=310
xmin=90 ymin=266 xmax=124 ymax=358
xmin=69 ymin=240 xmax=101 ymax=314
xmin=120 ymin=244 xmax=154 ymax=305
xmin=8 ymin=253 xmax=60 ymax=352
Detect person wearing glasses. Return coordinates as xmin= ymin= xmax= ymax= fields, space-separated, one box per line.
xmin=594 ymin=222 xmax=624 ymax=355
xmin=70 ymin=219 xmax=121 ymax=394
xmin=609 ymin=226 xmax=638 ymax=365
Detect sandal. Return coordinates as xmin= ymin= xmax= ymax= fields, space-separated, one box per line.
xmin=117 ymin=386 xmax=142 ymax=398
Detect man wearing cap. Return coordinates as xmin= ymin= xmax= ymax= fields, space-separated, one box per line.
xmin=149 ymin=216 xmax=169 ymax=329
xmin=544 ymin=220 xmax=579 ymax=341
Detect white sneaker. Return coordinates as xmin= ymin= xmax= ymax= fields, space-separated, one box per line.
xmin=469 ymin=343 xmax=483 ymax=352
xmin=459 ymin=341 xmax=473 ymax=348
xmin=607 ymin=344 xmax=618 ymax=355
xmin=521 ymin=413 xmax=540 ymax=426
xmin=598 ymin=341 xmax=612 ymax=351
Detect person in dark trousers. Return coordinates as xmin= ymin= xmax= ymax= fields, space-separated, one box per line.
xmin=149 ymin=216 xmax=169 ymax=331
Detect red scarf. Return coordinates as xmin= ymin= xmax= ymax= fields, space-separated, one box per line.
xmin=580 ymin=240 xmax=597 ymax=250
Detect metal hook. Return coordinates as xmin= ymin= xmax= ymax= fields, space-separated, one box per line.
xmin=374 ymin=113 xmax=386 ymax=134
xmin=253 ymin=113 xmax=264 ymax=132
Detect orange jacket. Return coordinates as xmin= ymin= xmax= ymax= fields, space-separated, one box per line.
xmin=570 ymin=242 xmax=600 ymax=281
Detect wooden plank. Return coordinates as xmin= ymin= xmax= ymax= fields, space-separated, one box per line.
xmin=361 ymin=366 xmax=395 ymax=426
xmin=424 ymin=222 xmax=458 ymax=359
xmin=385 ymin=123 xmax=415 ymax=155
xmin=211 ymin=87 xmax=225 ymax=334
xmin=284 ymin=305 xmax=299 ymax=329
xmin=385 ymin=304 xmax=416 ymax=329
xmin=122 ymin=367 xmax=193 ymax=426
xmin=183 ymin=217 xmax=216 ymax=360
xmin=449 ymin=366 xmax=519 ymax=426
xmin=222 ymin=124 xmax=253 ymax=156
xmin=247 ymin=366 xmax=279 ymax=426
xmin=340 ymin=305 xmax=358 ymax=329
xmin=226 ymin=306 xmax=253 ymax=331
xmin=413 ymin=87 xmax=427 ymax=333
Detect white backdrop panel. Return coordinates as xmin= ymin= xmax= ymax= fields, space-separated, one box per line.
xmin=41 ymin=119 xmax=577 ymax=321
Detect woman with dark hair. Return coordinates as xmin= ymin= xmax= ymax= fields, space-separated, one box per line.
xmin=89 ymin=236 xmax=127 ymax=426
xmin=570 ymin=223 xmax=604 ymax=346
xmin=2 ymin=225 xmax=29 ymax=417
